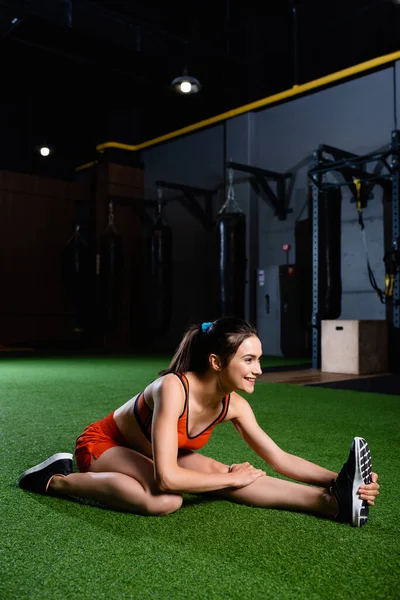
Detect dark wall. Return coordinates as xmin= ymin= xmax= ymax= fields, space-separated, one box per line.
xmin=0 ymin=170 xmax=85 ymax=345
xmin=0 ymin=163 xmax=146 ymax=351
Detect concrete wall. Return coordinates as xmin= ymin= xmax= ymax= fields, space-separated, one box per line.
xmin=253 ymin=66 xmax=394 ymax=324
xmin=143 ymin=64 xmax=397 ymax=353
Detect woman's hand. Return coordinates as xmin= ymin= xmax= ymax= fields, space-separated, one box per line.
xmin=229 ymin=462 xmax=266 ymax=488
xmin=358 ymin=472 xmax=380 ymax=506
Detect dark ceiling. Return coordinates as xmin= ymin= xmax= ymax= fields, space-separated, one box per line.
xmin=0 ymin=0 xmax=399 ymax=168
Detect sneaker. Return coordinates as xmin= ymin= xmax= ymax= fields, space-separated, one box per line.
xmin=329 ymin=437 xmax=372 ymax=527
xmin=18 ymin=453 xmax=73 ymax=494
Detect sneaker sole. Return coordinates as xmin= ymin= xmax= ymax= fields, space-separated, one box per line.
xmin=352 ymin=437 xmax=372 ymax=527
xmin=18 ymin=452 xmax=73 ymax=484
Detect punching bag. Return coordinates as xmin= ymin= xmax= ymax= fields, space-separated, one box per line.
xmin=60 ymin=225 xmax=91 ymax=337
xmin=216 ymin=169 xmax=246 ymax=318
xmin=149 ymin=196 xmax=173 ymax=334
xmin=99 ymin=203 xmax=124 ymax=334
xmin=317 ymin=187 xmax=342 ymax=319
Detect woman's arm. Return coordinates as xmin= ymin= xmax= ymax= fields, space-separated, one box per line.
xmin=151 ymin=376 xmax=265 ymax=494
xmin=230 ymin=394 xmax=337 ymax=487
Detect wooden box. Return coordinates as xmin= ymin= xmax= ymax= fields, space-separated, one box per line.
xmin=321 ymin=320 xmax=388 ymax=375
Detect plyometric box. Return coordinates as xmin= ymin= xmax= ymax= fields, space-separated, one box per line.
xmin=321 ymin=320 xmax=388 ymax=375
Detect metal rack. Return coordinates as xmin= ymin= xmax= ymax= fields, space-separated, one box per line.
xmin=308 ymin=131 xmax=400 ymax=370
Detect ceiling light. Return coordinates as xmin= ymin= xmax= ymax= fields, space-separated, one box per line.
xmin=36 ymin=144 xmax=54 ymax=157
xmin=39 ymin=146 xmax=51 ymax=157
xmin=171 ymin=68 xmax=201 ymax=95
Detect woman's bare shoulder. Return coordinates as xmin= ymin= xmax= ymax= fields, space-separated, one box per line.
xmin=146 ymin=373 xmax=186 ymax=407
xmin=226 ymin=391 xmax=252 ymax=419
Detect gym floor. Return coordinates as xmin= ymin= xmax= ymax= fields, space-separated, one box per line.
xmin=260 ymin=363 xmax=400 ymax=395
xmin=2 ymin=353 xmax=399 ymax=599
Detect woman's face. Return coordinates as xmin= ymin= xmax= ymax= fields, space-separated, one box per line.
xmin=219 ymin=335 xmax=263 ymax=393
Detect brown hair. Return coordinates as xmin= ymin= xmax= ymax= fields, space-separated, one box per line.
xmin=159 ymin=317 xmax=258 ymax=376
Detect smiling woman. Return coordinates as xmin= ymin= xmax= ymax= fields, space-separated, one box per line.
xmin=18 ymin=317 xmax=380 ymax=526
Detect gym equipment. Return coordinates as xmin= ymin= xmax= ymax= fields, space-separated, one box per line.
xmin=148 ymin=189 xmax=173 ymax=334
xmin=308 ymin=133 xmax=400 ymax=370
xmin=99 ymin=201 xmax=124 ymax=333
xmin=60 ymin=224 xmax=90 ymax=337
xmin=318 ymin=187 xmax=342 ymax=320
xmin=216 ymin=167 xmax=246 ymax=318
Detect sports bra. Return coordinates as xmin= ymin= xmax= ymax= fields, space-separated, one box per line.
xmin=134 ymin=372 xmax=230 ymax=451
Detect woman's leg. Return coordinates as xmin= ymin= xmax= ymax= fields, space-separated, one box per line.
xmin=178 ymin=451 xmax=337 ymax=518
xmin=49 ymin=447 xmax=182 ymax=516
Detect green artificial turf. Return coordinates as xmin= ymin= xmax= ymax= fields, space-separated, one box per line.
xmin=1 ymin=356 xmax=399 ymax=600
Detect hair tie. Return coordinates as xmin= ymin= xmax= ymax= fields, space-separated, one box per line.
xmin=201 ymin=322 xmax=213 ymax=333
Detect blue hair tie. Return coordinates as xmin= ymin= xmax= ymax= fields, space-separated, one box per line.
xmin=201 ymin=322 xmax=213 ymax=333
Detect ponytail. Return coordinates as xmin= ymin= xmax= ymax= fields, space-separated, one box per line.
xmin=159 ymin=325 xmax=202 ymax=375
xmin=159 ymin=317 xmax=258 ymax=376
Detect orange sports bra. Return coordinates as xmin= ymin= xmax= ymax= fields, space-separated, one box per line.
xmin=134 ymin=372 xmax=230 ymax=451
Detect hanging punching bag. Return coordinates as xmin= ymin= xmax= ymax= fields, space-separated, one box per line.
xmin=318 ymin=187 xmax=342 ymax=319
xmin=216 ymin=169 xmax=246 ymax=318
xmin=99 ymin=203 xmax=124 ymax=334
xmin=149 ymin=194 xmax=173 ymax=334
xmin=60 ymin=225 xmax=91 ymax=337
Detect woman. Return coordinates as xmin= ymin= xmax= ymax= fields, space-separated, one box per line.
xmin=18 ymin=317 xmax=379 ymax=526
